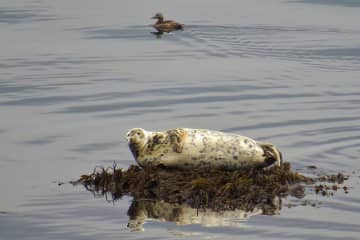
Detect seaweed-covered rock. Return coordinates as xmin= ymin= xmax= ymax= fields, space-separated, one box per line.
xmin=73 ymin=162 xmax=349 ymax=230
xmin=77 ymin=163 xmax=313 ymax=211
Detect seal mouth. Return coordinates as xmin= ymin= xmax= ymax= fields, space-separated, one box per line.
xmin=128 ymin=142 xmax=140 ymax=158
xmin=126 ymin=132 xmax=132 ymax=143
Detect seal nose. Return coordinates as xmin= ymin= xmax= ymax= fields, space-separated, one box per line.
xmin=126 ymin=132 xmax=131 ymax=142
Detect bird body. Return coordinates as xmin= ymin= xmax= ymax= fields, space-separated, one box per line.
xmin=151 ymin=13 xmax=184 ymax=32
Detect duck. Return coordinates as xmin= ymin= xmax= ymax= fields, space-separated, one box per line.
xmin=151 ymin=13 xmax=184 ymax=33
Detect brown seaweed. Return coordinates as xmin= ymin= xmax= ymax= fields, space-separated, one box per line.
xmin=71 ymin=162 xmax=350 ymax=230
xmin=74 ymin=162 xmax=349 ymax=213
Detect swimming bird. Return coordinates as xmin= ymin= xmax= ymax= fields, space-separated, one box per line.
xmin=151 ymin=13 xmax=184 ymax=33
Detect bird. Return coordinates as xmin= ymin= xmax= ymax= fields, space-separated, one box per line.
xmin=151 ymin=13 xmax=184 ymax=33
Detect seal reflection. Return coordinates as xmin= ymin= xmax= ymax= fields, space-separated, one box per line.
xmin=127 ymin=198 xmax=280 ymax=231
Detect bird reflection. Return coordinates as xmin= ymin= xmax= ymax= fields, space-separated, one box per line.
xmin=151 ymin=30 xmax=165 ymax=38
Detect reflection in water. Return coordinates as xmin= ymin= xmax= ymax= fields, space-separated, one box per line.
xmin=151 ymin=28 xmax=184 ymax=38
xmin=151 ymin=31 xmax=165 ymax=38
xmin=127 ymin=198 xmax=280 ymax=231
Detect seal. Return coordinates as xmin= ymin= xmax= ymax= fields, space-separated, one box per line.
xmin=126 ymin=128 xmax=282 ymax=169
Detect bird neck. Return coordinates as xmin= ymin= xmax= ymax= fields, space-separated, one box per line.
xmin=156 ymin=17 xmax=164 ymax=24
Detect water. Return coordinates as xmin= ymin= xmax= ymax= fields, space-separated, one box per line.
xmin=1 ymin=0 xmax=360 ymax=239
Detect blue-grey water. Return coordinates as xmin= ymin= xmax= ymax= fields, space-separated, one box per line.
xmin=1 ymin=0 xmax=360 ymax=239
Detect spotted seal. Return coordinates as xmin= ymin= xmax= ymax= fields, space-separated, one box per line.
xmin=126 ymin=128 xmax=282 ymax=169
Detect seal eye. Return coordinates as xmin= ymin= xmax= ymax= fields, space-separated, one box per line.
xmin=136 ymin=132 xmax=141 ymax=136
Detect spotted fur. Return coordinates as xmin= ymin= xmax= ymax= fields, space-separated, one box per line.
xmin=126 ymin=128 xmax=282 ymax=169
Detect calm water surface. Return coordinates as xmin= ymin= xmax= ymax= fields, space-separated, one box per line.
xmin=1 ymin=0 xmax=360 ymax=239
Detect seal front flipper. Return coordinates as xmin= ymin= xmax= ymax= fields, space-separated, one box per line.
xmin=166 ymin=128 xmax=187 ymax=153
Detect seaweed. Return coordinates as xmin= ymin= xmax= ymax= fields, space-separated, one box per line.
xmin=71 ymin=162 xmax=351 ymax=230
xmin=73 ymin=162 xmax=349 ymax=213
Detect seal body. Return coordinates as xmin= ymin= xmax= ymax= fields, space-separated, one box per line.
xmin=126 ymin=128 xmax=282 ymax=169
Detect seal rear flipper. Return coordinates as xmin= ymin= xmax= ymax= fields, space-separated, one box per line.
xmin=259 ymin=143 xmax=283 ymax=167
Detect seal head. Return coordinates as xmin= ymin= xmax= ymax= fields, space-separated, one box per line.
xmin=127 ymin=128 xmax=148 ymax=165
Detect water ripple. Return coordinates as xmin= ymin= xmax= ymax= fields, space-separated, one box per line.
xmin=288 ymin=0 xmax=360 ymax=7
xmin=55 ymin=92 xmax=319 ymax=114
xmin=71 ymin=142 xmax=119 ymax=153
xmin=0 ymin=7 xmax=57 ymax=24
xmin=155 ymin=25 xmax=360 ymax=70
xmin=224 ymin=116 xmax=360 ymax=132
